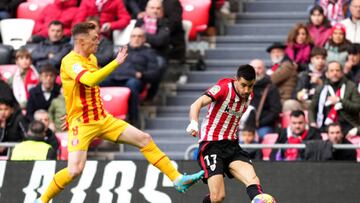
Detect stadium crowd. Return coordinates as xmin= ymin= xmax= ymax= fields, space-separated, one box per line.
xmin=0 ymin=0 xmax=359 ymax=161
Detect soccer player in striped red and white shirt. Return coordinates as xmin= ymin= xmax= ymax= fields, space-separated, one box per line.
xmin=187 ymin=65 xmax=269 ymax=203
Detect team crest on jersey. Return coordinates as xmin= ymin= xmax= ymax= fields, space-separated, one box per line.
xmin=72 ymin=63 xmax=83 ymax=74
xmin=72 ymin=138 xmax=79 ymax=146
xmin=210 ymin=164 xmax=216 ymax=171
xmin=209 ymin=85 xmax=221 ymax=95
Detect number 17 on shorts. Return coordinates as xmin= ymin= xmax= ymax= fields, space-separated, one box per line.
xmin=204 ymin=154 xmax=218 ymax=172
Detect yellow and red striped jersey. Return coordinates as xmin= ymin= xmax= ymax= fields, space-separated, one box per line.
xmin=60 ymin=51 xmax=107 ymax=124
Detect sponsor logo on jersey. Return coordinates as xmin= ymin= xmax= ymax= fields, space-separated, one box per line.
xmin=72 ymin=63 xmax=83 ymax=74
xmin=72 ymin=138 xmax=79 ymax=146
xmin=224 ymin=105 xmax=242 ymax=117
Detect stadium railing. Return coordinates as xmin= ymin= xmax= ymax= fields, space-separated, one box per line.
xmin=184 ymin=143 xmax=360 ymax=160
xmin=0 ymin=142 xmax=19 ymax=160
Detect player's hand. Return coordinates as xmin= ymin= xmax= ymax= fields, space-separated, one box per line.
xmin=60 ymin=114 xmax=68 ymax=131
xmin=116 ymin=46 xmax=128 ymax=64
xmin=186 ymin=120 xmax=199 ymax=137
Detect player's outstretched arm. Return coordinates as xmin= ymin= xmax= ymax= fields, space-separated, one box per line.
xmin=78 ymin=46 xmax=128 ymax=86
xmin=186 ymin=95 xmax=212 ymax=137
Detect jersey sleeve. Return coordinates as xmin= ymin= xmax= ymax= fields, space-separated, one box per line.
xmin=204 ymin=81 xmax=226 ymax=102
xmin=62 ymin=58 xmax=88 ymax=82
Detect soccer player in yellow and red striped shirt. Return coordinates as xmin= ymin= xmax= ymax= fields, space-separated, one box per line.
xmin=36 ymin=22 xmax=204 ymax=203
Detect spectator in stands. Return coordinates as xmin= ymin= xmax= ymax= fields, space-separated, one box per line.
xmin=31 ymin=21 xmax=72 ymax=71
xmin=240 ymin=128 xmax=263 ymax=160
xmin=249 ymin=59 xmax=282 ymax=140
xmin=293 ymin=47 xmax=327 ymax=109
xmin=125 ymin=0 xmax=148 ymax=18
xmin=206 ymin=0 xmax=217 ymax=37
xmin=0 ymin=98 xmax=28 ymax=144
xmin=163 ymin=0 xmax=185 ymax=61
xmin=10 ymin=48 xmax=39 ymax=109
xmin=0 ymin=79 xmax=18 ymax=109
xmin=309 ymin=61 xmax=360 ymax=134
xmin=32 ymin=0 xmax=78 ymax=40
xmin=239 ymin=110 xmax=263 ymax=160
xmin=319 ymin=0 xmax=345 ymax=25
xmin=126 ymin=0 xmax=185 ymax=61
xmin=33 ymin=109 xmax=59 ymax=152
xmin=285 ymin=23 xmax=314 ymax=72
xmin=307 ymin=5 xmax=332 ymax=47
xmin=26 ymin=65 xmax=60 ymax=121
xmin=11 ymin=120 xmax=57 ymax=160
xmin=0 ymin=0 xmax=25 ymax=20
xmin=270 ymin=110 xmax=322 ymax=161
xmin=341 ymin=0 xmax=360 ymax=43
xmin=135 ymin=0 xmax=171 ymax=59
xmin=327 ymin=122 xmax=356 ymax=160
xmin=86 ymin=16 xmax=114 ymax=67
xmin=74 ymin=0 xmax=131 ymax=38
xmin=344 ymin=43 xmax=360 ymax=83
xmin=102 ymin=27 xmax=161 ymax=127
xmin=48 ymin=89 xmax=66 ymax=132
xmin=324 ymin=23 xmax=352 ymax=66
xmin=266 ymin=42 xmax=298 ymax=108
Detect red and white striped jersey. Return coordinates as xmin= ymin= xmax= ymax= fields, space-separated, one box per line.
xmin=199 ymin=78 xmax=252 ymax=142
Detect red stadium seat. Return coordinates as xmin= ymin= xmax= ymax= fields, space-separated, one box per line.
xmin=100 ymin=87 xmax=131 ymax=119
xmin=0 ymin=64 xmax=18 ymax=83
xmin=56 ymin=132 xmax=102 ymax=160
xmin=55 ymin=132 xmax=68 ymax=160
xmin=261 ymin=133 xmax=279 ymax=161
xmin=179 ymin=0 xmax=211 ymax=40
xmin=139 ymin=83 xmax=151 ymax=101
xmin=17 ymin=2 xmax=46 ymax=20
xmin=280 ymin=111 xmax=291 ymax=129
xmin=347 ymin=136 xmax=360 ymax=162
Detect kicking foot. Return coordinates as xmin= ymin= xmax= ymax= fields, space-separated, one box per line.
xmin=174 ymin=170 xmax=204 ymax=193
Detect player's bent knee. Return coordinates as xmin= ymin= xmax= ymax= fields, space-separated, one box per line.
xmin=210 ymin=193 xmax=225 ymax=203
xmin=138 ymin=132 xmax=152 ymax=148
xmin=250 ymin=175 xmax=260 ymax=185
xmin=68 ymin=165 xmax=84 ymax=178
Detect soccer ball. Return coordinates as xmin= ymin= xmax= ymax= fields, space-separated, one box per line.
xmin=251 ymin=193 xmax=276 ymax=203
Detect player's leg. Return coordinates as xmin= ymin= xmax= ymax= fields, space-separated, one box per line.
xmin=38 ymin=151 xmax=87 ymax=203
xmin=203 ymin=175 xmax=226 ymax=203
xmin=229 ymin=160 xmax=263 ymax=200
xmin=198 ymin=141 xmax=228 ymax=203
xmin=101 ymin=117 xmax=204 ymax=193
xmin=38 ymin=123 xmax=95 ymax=203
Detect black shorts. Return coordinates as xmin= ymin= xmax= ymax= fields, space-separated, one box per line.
xmin=197 ymin=140 xmax=252 ymax=182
